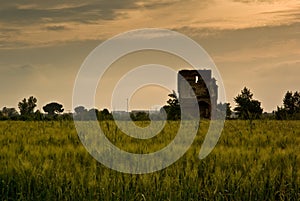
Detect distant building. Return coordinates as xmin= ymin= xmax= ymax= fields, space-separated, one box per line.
xmin=178 ymin=69 xmax=218 ymax=118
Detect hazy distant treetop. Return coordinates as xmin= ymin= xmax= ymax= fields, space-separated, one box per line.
xmin=217 ymin=103 xmax=232 ymax=119
xmin=2 ymin=107 xmax=18 ymax=118
xmin=74 ymin=106 xmax=87 ymax=114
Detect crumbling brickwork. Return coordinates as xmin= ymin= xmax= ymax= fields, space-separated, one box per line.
xmin=178 ymin=70 xmax=218 ymax=118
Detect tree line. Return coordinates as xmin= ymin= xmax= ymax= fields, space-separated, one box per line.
xmin=157 ymin=87 xmax=300 ymax=120
xmin=0 ymin=87 xmax=299 ymax=121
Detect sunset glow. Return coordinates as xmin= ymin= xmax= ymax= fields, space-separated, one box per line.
xmin=0 ymin=0 xmax=299 ymax=112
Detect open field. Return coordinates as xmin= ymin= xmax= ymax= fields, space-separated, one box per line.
xmin=0 ymin=120 xmax=299 ymax=200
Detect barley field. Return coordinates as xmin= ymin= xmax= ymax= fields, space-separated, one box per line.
xmin=0 ymin=120 xmax=299 ymax=200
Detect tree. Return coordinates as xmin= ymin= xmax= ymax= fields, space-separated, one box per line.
xmin=18 ymin=96 xmax=37 ymax=116
xmin=283 ymin=91 xmax=295 ymax=115
xmin=2 ymin=107 xmax=18 ymax=119
xmin=283 ymin=91 xmax=300 ymax=115
xmin=98 ymin=108 xmax=113 ymax=120
xmin=102 ymin=108 xmax=110 ymax=116
xmin=217 ymin=102 xmax=232 ymax=119
xmin=226 ymin=103 xmax=232 ymax=119
xmin=276 ymin=91 xmax=300 ymax=119
xmin=87 ymin=108 xmax=99 ymax=120
xmin=34 ymin=110 xmax=43 ymax=120
xmin=162 ymin=90 xmax=181 ymax=120
xmin=43 ymin=102 xmax=64 ymax=116
xmin=74 ymin=106 xmax=87 ymax=115
xmin=275 ymin=106 xmax=287 ymax=120
xmin=234 ymin=87 xmax=263 ymax=119
xmin=74 ymin=106 xmax=88 ymax=120
xmin=130 ymin=111 xmax=150 ymax=121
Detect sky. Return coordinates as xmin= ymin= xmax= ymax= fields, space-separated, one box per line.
xmin=0 ymin=0 xmax=299 ymax=112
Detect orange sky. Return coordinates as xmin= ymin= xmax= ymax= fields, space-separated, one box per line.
xmin=0 ymin=0 xmax=299 ymax=112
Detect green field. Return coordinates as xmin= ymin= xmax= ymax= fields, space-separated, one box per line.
xmin=0 ymin=120 xmax=299 ymax=200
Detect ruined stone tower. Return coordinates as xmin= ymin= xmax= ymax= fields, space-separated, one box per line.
xmin=178 ymin=70 xmax=218 ymax=118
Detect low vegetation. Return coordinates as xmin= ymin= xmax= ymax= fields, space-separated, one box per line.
xmin=0 ymin=120 xmax=299 ymax=200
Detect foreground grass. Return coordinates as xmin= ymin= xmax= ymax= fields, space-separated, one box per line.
xmin=0 ymin=120 xmax=299 ymax=200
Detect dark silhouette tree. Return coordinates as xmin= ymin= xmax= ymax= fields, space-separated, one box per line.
xmin=226 ymin=103 xmax=232 ymax=119
xmin=98 ymin=108 xmax=113 ymax=120
xmin=43 ymin=102 xmax=64 ymax=116
xmin=34 ymin=110 xmax=43 ymax=120
xmin=283 ymin=91 xmax=300 ymax=115
xmin=234 ymin=87 xmax=263 ymax=120
xmin=102 ymin=108 xmax=110 ymax=116
xmin=162 ymin=90 xmax=180 ymax=120
xmin=276 ymin=91 xmax=300 ymax=119
xmin=275 ymin=106 xmax=287 ymax=120
xmin=18 ymin=96 xmax=37 ymax=117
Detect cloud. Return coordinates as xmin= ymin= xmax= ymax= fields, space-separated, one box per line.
xmin=1 ymin=0 xmax=299 ymax=50
xmin=45 ymin=25 xmax=68 ymax=31
xmin=0 ymin=28 xmax=20 ymax=43
xmin=232 ymin=0 xmax=291 ymax=3
xmin=0 ymin=0 xmax=138 ymax=25
xmin=0 ymin=0 xmax=299 ymax=114
xmin=174 ymin=21 xmax=300 ymax=55
xmin=137 ymin=0 xmax=182 ymax=9
xmin=118 ymin=29 xmax=178 ymax=40
xmin=259 ymin=3 xmax=300 ymax=19
xmin=0 ymin=40 xmax=29 ymax=49
xmin=17 ymin=64 xmax=35 ymax=71
xmin=173 ymin=21 xmax=300 ymax=111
